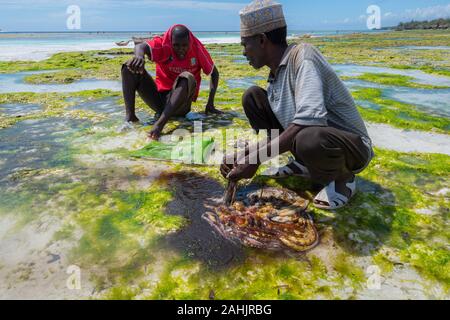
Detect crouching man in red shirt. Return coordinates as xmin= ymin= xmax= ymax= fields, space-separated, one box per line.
xmin=121 ymin=24 xmax=221 ymax=140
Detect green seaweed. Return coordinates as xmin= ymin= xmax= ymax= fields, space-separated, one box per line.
xmin=23 ymin=69 xmax=85 ymax=84
xmin=352 ymin=87 xmax=450 ymax=133
xmin=0 ymin=90 xmax=121 ymax=129
xmin=345 ymin=72 xmax=449 ymax=89
xmin=402 ymin=244 xmax=450 ymax=285
xmin=147 ymin=253 xmax=338 ymax=300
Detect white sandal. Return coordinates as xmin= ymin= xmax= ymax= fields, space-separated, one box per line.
xmin=262 ymin=157 xmax=311 ymax=179
xmin=313 ymin=179 xmax=356 ymax=210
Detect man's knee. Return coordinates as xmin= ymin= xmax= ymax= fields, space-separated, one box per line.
xmin=121 ymin=63 xmax=140 ymax=79
xmin=175 ymin=77 xmax=189 ymax=87
xmin=176 ymin=72 xmax=195 ymax=94
xmin=242 ymin=86 xmax=265 ymax=111
xmin=294 ymin=127 xmax=330 ymax=160
xmin=178 ymin=71 xmax=195 ymax=83
xmin=121 ymin=63 xmax=129 ymax=75
xmin=174 ymin=78 xmax=190 ymax=98
xmin=176 ymin=70 xmax=194 ymax=88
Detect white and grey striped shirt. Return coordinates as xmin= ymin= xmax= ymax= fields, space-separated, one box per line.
xmin=267 ymin=43 xmax=373 ymax=153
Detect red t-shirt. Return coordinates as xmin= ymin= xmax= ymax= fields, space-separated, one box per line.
xmin=146 ymin=35 xmax=214 ymax=101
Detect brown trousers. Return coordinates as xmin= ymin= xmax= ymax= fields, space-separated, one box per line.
xmin=242 ymin=86 xmax=371 ymax=185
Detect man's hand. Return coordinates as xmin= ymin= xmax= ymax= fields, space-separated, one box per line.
xmin=147 ymin=125 xmax=162 ymax=141
xmin=220 ymin=150 xmax=246 ymax=179
xmin=220 ymin=153 xmax=237 ymax=179
xmin=227 ymin=164 xmax=259 ymax=181
xmin=126 ymin=57 xmax=145 ymax=74
xmin=220 ymin=152 xmax=259 ymax=181
xmin=205 ymin=104 xmax=223 ymax=115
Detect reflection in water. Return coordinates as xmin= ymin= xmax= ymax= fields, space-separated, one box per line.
xmin=0 ymin=103 xmax=43 ymax=117
xmin=0 ymin=71 xmax=122 ymax=93
xmin=333 ymin=64 xmax=450 ymax=87
xmin=384 ymin=88 xmax=450 ymax=117
xmin=69 ymin=98 xmax=123 ymax=115
xmin=345 ymin=79 xmax=450 ymax=117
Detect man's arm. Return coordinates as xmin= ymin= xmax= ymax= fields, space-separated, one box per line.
xmin=252 ymin=124 xmax=304 ymax=164
xmin=127 ymin=42 xmax=151 ymax=73
xmin=222 ymin=124 xmax=305 ymax=180
xmin=205 ymin=66 xmax=222 ymax=114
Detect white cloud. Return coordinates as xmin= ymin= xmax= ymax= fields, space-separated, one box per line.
xmin=402 ymin=4 xmax=450 ymax=20
xmin=353 ymin=4 xmax=450 ymax=28
xmin=1 ymin=0 xmax=246 ymax=12
xmin=384 ymin=4 xmax=450 ymax=22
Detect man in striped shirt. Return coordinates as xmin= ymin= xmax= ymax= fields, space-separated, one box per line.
xmin=221 ymin=0 xmax=374 ymax=210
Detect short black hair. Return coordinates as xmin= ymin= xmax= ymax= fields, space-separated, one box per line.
xmin=172 ymin=25 xmax=190 ymax=39
xmin=264 ymin=26 xmax=287 ymax=46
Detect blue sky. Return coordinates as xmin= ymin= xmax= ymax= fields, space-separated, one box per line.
xmin=1 ymin=0 xmax=450 ymax=31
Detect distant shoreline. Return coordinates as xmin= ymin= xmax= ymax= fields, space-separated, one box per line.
xmin=0 ymin=29 xmax=388 ymax=62
xmin=382 ymin=18 xmax=450 ymax=31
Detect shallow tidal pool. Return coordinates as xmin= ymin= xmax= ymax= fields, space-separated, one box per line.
xmin=0 ymin=30 xmax=449 ymax=300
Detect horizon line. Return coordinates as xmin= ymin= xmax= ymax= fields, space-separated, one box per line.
xmin=0 ymin=29 xmax=387 ymax=33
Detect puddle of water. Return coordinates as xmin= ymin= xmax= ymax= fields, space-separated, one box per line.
xmin=0 ymin=71 xmax=122 ymax=93
xmin=0 ymin=103 xmax=43 ymax=117
xmin=68 ymin=98 xmax=159 ymax=129
xmin=345 ymin=79 xmax=450 ymax=117
xmin=67 ymin=98 xmax=236 ymax=134
xmin=65 ymin=97 xmax=84 ymax=104
xmin=0 ymin=117 xmax=91 ymax=181
xmin=344 ymin=78 xmax=386 ymax=89
xmin=69 ymin=98 xmax=123 ymax=115
xmin=211 ymin=51 xmax=247 ymax=64
xmin=333 ymin=64 xmax=450 ymax=87
xmin=185 ymin=112 xmax=207 ymax=121
xmin=93 ymin=53 xmax=126 ymax=59
xmin=213 ymin=51 xmax=242 ymax=57
xmin=383 ymin=87 xmax=450 ymax=117
xmin=233 ymin=59 xmax=248 ymax=64
xmin=355 ymin=100 xmax=381 ymax=111
xmin=200 ymin=80 xmax=210 ymax=91
xmin=226 ymin=76 xmax=265 ymax=89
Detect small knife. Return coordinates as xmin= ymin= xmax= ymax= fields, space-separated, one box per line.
xmin=223 ymin=180 xmax=237 ymax=206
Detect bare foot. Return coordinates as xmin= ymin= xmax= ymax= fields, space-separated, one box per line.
xmin=126 ymin=115 xmax=140 ymax=123
xmin=205 ymin=106 xmax=224 ymax=115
